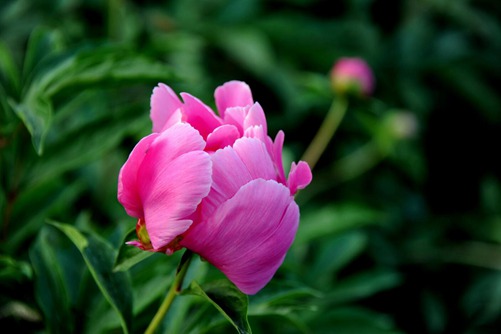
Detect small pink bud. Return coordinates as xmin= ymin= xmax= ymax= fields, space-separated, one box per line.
xmin=330 ymin=57 xmax=374 ymax=97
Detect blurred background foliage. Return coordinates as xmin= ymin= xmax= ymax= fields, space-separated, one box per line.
xmin=1 ymin=0 xmax=501 ymax=333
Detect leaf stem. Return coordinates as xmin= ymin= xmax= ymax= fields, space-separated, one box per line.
xmin=301 ymin=97 xmax=348 ymax=170
xmin=145 ymin=250 xmax=193 ymax=334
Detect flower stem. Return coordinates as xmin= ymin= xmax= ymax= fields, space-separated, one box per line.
xmin=145 ymin=250 xmax=194 ymax=334
xmin=301 ymin=97 xmax=348 ymax=170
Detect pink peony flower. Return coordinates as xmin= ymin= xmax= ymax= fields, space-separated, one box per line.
xmin=330 ymin=57 xmax=374 ymax=97
xmin=118 ymin=81 xmax=312 ymax=294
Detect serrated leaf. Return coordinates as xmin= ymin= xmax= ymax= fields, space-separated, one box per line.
xmin=114 ymin=228 xmax=153 ymax=272
xmin=48 ymin=221 xmax=132 ymax=334
xmin=183 ymin=279 xmax=252 ymax=334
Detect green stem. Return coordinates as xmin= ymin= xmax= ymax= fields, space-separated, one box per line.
xmin=145 ymin=250 xmax=194 ymax=334
xmin=301 ymin=97 xmax=348 ymax=170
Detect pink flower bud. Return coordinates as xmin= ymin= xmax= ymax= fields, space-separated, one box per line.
xmin=118 ymin=81 xmax=312 ymax=294
xmin=330 ymin=57 xmax=374 ymax=97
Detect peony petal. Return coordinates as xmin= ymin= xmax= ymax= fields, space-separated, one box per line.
xmin=243 ymin=102 xmax=267 ymax=135
xmin=205 ymin=124 xmax=240 ymax=152
xmin=118 ymin=133 xmax=158 ymax=218
xmin=159 ymin=108 xmax=183 ymax=132
xmin=202 ymin=137 xmax=277 ymax=219
xmin=125 ymin=240 xmax=144 ymax=250
xmin=244 ymin=125 xmax=266 ymax=143
xmin=214 ymin=80 xmax=254 ymax=118
xmin=180 ymin=93 xmax=222 ymax=139
xmin=201 ymin=146 xmax=252 ymax=221
xmin=137 ymin=123 xmax=212 ymax=249
xmin=223 ymin=106 xmax=248 ymax=135
xmin=287 ymin=161 xmax=313 ymax=195
xmin=272 ymin=131 xmax=287 ymax=184
xmin=233 ymin=137 xmax=276 ymax=181
xmin=150 ymin=83 xmax=184 ymax=132
xmin=182 ymin=179 xmax=299 ymax=295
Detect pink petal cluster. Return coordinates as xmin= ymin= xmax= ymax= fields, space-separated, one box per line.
xmin=118 ymin=81 xmax=312 ymax=294
xmin=330 ymin=57 xmax=374 ymax=96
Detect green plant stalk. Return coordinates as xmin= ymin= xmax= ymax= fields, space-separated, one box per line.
xmin=301 ymin=97 xmax=348 ymax=170
xmin=145 ymin=250 xmax=194 ymax=334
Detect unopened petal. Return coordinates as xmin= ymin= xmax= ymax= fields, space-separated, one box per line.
xmin=272 ymin=131 xmax=287 ymax=184
xmin=214 ymin=81 xmax=254 ymax=118
xmin=223 ymin=106 xmax=248 ymax=135
xmin=180 ymin=93 xmax=222 ymax=139
xmin=151 ymin=83 xmax=184 ymax=132
xmin=205 ymin=124 xmax=240 ymax=152
xmin=233 ymin=137 xmax=276 ymax=181
xmin=243 ymin=102 xmax=267 ymax=135
xmin=243 ymin=125 xmax=266 ymax=143
xmin=287 ymin=161 xmax=313 ymax=195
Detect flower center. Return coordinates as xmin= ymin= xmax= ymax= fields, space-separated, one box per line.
xmin=135 ymin=218 xmax=184 ymax=254
xmin=136 ymin=218 xmax=153 ymax=250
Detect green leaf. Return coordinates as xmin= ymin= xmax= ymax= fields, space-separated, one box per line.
xmin=463 ymin=271 xmax=501 ymax=325
xmin=183 ymin=279 xmax=252 ymax=334
xmin=439 ymin=65 xmax=501 ymax=122
xmin=295 ymin=204 xmax=383 ymax=245
xmin=37 ymin=47 xmax=177 ymax=98
xmin=22 ymin=27 xmax=64 ymax=82
xmin=314 ymin=307 xmax=402 ymax=334
xmin=308 ymin=231 xmax=367 ymax=287
xmin=0 ymin=255 xmax=32 ymax=282
xmin=162 ymin=257 xmax=210 ymax=332
xmin=214 ymin=27 xmax=274 ymax=76
xmin=0 ymin=41 xmax=20 ymax=94
xmin=114 ymin=228 xmax=153 ymax=272
xmin=13 ymin=39 xmax=175 ymax=155
xmin=28 ymin=111 xmax=148 ymax=186
xmin=30 ymin=227 xmax=74 ymax=333
xmin=325 ymin=269 xmax=402 ymax=305
xmin=9 ymin=94 xmax=52 ymax=155
xmin=48 ymin=221 xmax=133 ymax=334
xmin=6 ymin=179 xmax=86 ymax=254
xmin=249 ymin=284 xmax=322 ymax=316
